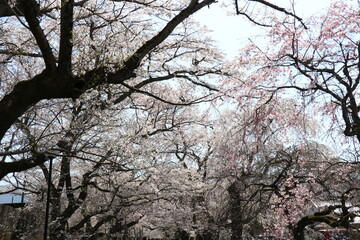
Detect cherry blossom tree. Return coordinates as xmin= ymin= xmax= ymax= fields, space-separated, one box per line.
xmin=209 ymin=101 xmax=360 ymax=239
xmin=0 ymin=0 xmax=227 ymax=180
xmin=228 ymin=0 xmax=360 ymax=239
xmin=205 ymin=97 xmax=315 ymax=239
xmin=270 ymin=151 xmax=360 ymax=240
xmin=232 ymin=0 xmax=360 ymax=143
xmin=2 ymin=92 xmax=216 ymax=239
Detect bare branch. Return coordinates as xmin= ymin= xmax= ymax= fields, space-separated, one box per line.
xmin=247 ymin=0 xmax=307 ymax=29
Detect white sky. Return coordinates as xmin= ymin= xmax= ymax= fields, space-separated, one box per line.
xmin=194 ymin=0 xmax=332 ymax=58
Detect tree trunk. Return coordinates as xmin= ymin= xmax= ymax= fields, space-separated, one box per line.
xmin=228 ymin=182 xmax=244 ymax=240
xmin=293 ymin=227 xmax=305 ymax=240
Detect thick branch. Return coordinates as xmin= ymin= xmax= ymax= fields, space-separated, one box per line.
xmin=294 ymin=204 xmax=352 ymax=240
xmin=0 ymin=0 xmax=26 ymax=17
xmin=58 ymin=0 xmax=74 ymax=74
xmin=0 ymin=153 xmax=49 ymax=179
xmin=107 ymin=0 xmax=216 ymax=82
xmin=22 ymin=0 xmax=56 ymax=70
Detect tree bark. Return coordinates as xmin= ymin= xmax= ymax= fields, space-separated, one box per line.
xmin=228 ymin=182 xmax=244 ymax=240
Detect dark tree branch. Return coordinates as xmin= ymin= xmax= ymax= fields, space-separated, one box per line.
xmin=236 ymin=11 xmax=272 ymax=27
xmin=106 ymin=0 xmax=216 ymax=83
xmin=22 ymin=0 xmax=56 ymax=71
xmin=0 ymin=153 xmax=50 ymax=180
xmin=0 ymin=0 xmax=88 ymax=17
xmin=0 ymin=0 xmax=26 ymax=17
xmin=114 ymin=70 xmax=219 ymax=104
xmin=247 ymin=0 xmax=307 ymax=29
xmin=58 ymin=0 xmax=74 ymax=75
xmin=294 ymin=189 xmax=360 ymax=240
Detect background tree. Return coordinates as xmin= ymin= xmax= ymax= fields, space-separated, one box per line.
xmin=2 ymin=87 xmax=217 ymax=239
xmin=206 ymin=98 xmax=316 ymax=239
xmin=231 ymin=0 xmax=360 ymax=144
xmin=210 ymin=103 xmax=360 ymax=239
xmin=229 ymin=0 xmax=360 ymax=238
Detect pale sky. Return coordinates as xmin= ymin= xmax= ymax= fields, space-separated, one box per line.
xmin=195 ymin=0 xmax=332 ymax=58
